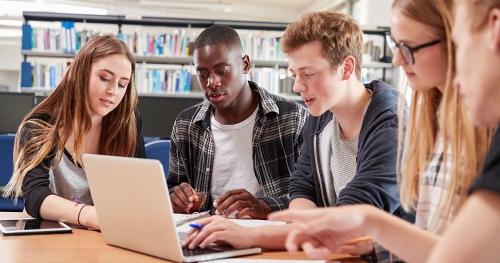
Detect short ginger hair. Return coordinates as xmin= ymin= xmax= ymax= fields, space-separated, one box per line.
xmin=281 ymin=11 xmax=364 ymax=80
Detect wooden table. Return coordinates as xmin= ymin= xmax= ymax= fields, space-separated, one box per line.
xmin=0 ymin=212 xmax=365 ymax=263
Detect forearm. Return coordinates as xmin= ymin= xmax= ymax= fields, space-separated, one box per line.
xmin=39 ymin=195 xmax=96 ymax=228
xmin=427 ymin=191 xmax=500 ymax=263
xmin=289 ymin=198 xmax=317 ymax=209
xmin=362 ymin=205 xmax=439 ymax=263
xmin=248 ymin=224 xmax=296 ymax=250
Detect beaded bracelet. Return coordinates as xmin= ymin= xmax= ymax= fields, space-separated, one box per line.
xmin=77 ymin=204 xmax=88 ymax=227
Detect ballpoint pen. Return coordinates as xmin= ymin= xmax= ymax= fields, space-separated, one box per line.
xmin=70 ymin=197 xmax=98 ymax=230
xmin=71 ymin=196 xmax=88 ymax=205
xmin=189 ymin=223 xmax=204 ymax=230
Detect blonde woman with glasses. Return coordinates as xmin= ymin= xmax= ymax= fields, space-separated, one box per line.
xmin=269 ymin=0 xmax=494 ymax=262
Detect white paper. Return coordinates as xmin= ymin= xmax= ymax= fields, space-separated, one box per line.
xmin=228 ymin=218 xmax=287 ymax=227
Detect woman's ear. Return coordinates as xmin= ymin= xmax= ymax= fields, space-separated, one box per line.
xmin=342 ymin=56 xmax=356 ymax=81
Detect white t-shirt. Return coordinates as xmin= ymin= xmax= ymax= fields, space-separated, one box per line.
xmin=210 ymin=106 xmax=264 ymax=201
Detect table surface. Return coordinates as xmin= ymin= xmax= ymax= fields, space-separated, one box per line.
xmin=0 ymin=212 xmax=366 ymax=263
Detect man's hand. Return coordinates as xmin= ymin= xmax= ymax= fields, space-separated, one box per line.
xmin=182 ymin=216 xmax=255 ymax=249
xmin=213 ymin=189 xmax=270 ymax=219
xmin=170 ymin=182 xmax=207 ymax=214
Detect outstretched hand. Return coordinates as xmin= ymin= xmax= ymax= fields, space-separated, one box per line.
xmin=268 ymin=205 xmax=373 ymax=258
xmin=213 ymin=189 xmax=270 ymax=219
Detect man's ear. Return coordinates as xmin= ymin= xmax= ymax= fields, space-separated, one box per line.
xmin=488 ymin=8 xmax=500 ymax=53
xmin=341 ymin=56 xmax=356 ymax=81
xmin=242 ymin=55 xmax=250 ymax=74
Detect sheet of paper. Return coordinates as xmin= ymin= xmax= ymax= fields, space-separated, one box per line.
xmin=228 ymin=218 xmax=286 ymax=227
xmin=203 ymin=259 xmax=338 ymax=263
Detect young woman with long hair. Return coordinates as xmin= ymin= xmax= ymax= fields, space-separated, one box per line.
xmin=2 ymin=35 xmax=145 ymax=230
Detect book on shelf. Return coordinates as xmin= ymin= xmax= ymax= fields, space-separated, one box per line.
xmin=21 ymin=19 xmax=297 ymax=93
xmin=363 ymin=40 xmax=382 ymax=62
xmin=21 ymin=60 xmax=295 ymax=96
xmin=25 ymin=21 xmax=98 ymax=53
xmin=21 ymin=61 xmax=69 ymax=89
xmin=22 ymin=21 xmax=287 ymax=61
xmin=135 ymin=63 xmax=196 ymax=94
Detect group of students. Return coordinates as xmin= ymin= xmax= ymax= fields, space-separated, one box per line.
xmin=2 ymin=0 xmax=500 ymax=262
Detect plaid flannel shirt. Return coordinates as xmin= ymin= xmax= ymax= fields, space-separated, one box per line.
xmin=167 ymin=81 xmax=309 ymax=213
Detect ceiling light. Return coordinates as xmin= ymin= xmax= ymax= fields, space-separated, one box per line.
xmin=0 ymin=1 xmax=44 ymax=16
xmin=0 ymin=29 xmax=22 ymax=37
xmin=140 ymin=0 xmax=232 ymax=11
xmin=0 ymin=1 xmax=108 ymax=16
xmin=52 ymin=4 xmax=108 ymax=15
xmin=0 ymin=20 xmax=23 ymax=27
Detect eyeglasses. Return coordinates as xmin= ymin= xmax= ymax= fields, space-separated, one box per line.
xmin=385 ymin=33 xmax=441 ymax=65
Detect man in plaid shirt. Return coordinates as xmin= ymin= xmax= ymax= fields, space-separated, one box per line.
xmin=167 ymin=25 xmax=309 ymax=219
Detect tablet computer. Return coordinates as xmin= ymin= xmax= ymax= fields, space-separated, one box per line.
xmin=0 ymin=218 xmax=72 ymax=236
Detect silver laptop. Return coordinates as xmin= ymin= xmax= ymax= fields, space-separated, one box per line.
xmin=82 ymin=154 xmax=261 ymax=263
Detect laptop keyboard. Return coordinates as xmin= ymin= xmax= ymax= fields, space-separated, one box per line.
xmin=182 ymin=246 xmax=224 ymax=256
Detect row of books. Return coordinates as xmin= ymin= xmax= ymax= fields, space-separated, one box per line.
xmin=21 ymin=22 xmax=286 ymax=61
xmin=20 ymin=61 xmax=296 ymax=95
xmin=119 ymin=31 xmax=194 ymax=57
xmin=242 ymin=37 xmax=284 ymax=62
xmin=20 ymin=59 xmax=381 ymax=93
xmin=22 ymin=23 xmax=100 ymax=53
xmin=135 ymin=65 xmax=294 ymax=94
xmin=20 ymin=61 xmax=69 ymax=89
xmin=363 ymin=40 xmax=390 ymax=62
xmin=135 ymin=64 xmax=196 ymax=93
xmin=248 ymin=68 xmax=287 ymax=95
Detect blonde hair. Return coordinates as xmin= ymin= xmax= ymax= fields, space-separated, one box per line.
xmin=459 ymin=0 xmax=500 ymax=30
xmin=395 ymin=0 xmax=494 ymax=231
xmin=281 ymin=11 xmax=364 ymax=80
xmin=3 ymin=35 xmax=139 ymax=201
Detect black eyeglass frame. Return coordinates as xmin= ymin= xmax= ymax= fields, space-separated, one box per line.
xmin=385 ymin=33 xmax=441 ymax=65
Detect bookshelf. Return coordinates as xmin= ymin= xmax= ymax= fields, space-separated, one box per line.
xmin=19 ymin=11 xmax=393 ymax=96
xmin=21 ymin=50 xmax=290 ymax=68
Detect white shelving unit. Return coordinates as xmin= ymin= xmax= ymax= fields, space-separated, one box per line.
xmin=20 ymin=12 xmax=393 ymax=96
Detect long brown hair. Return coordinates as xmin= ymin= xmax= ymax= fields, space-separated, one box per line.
xmin=3 ymin=35 xmax=138 ymax=201
xmin=395 ymin=0 xmax=494 ymax=231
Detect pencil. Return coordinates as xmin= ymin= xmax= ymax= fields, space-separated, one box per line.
xmin=343 ymin=236 xmax=372 ymax=245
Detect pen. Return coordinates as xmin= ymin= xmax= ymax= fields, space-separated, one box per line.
xmin=71 ymin=196 xmax=88 ymax=205
xmin=189 ymin=223 xmax=204 ymax=230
